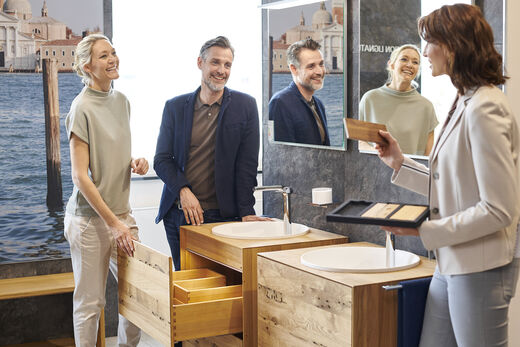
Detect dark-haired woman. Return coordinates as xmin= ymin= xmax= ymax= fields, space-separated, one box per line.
xmin=376 ymin=4 xmax=520 ymax=346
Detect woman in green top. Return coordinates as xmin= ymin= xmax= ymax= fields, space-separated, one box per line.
xmin=64 ymin=33 xmax=148 ymax=347
xmin=359 ymin=44 xmax=438 ymax=156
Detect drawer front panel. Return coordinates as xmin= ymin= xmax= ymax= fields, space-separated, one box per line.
xmin=173 ymin=296 xmax=243 ymax=342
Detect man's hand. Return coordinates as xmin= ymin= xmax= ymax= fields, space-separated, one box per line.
xmin=131 ymin=158 xmax=149 ymax=175
xmin=242 ymin=215 xmax=272 ymax=222
xmin=180 ymin=187 xmax=204 ymax=225
xmin=109 ymin=220 xmax=137 ymax=257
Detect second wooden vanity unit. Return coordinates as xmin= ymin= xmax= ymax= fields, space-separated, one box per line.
xmin=179 ymin=222 xmax=348 ymax=346
xmin=257 ymin=242 xmax=436 ymax=347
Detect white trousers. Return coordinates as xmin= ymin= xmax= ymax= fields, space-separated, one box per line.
xmin=64 ymin=213 xmax=141 ymax=347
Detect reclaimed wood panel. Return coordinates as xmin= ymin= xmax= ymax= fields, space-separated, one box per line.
xmin=257 ymin=242 xmax=436 ymax=347
xmin=118 ymin=242 xmax=172 ymax=346
xmin=257 ymin=256 xmax=352 ymax=347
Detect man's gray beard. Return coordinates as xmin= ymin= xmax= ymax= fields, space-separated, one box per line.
xmin=203 ymin=78 xmax=225 ymax=92
xmin=297 ymin=76 xmax=324 ymax=92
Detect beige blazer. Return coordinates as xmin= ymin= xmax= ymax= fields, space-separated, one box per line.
xmin=392 ymin=86 xmax=520 ymax=275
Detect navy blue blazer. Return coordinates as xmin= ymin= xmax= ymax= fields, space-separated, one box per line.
xmin=269 ymin=81 xmax=330 ymax=146
xmin=154 ymin=87 xmax=259 ymax=223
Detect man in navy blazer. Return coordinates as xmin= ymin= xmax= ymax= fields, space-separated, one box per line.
xmin=269 ymin=38 xmax=330 ymax=146
xmin=154 ymin=36 xmax=267 ymax=270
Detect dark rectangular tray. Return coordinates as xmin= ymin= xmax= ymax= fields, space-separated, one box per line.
xmin=326 ymin=199 xmax=430 ymax=228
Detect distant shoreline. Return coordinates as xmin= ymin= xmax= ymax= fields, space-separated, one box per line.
xmin=0 ymin=69 xmax=74 ymax=73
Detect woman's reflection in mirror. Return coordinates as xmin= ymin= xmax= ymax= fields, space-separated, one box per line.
xmin=359 ymin=44 xmax=438 ymax=156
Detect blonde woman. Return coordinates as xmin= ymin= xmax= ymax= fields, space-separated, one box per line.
xmin=64 ymin=33 xmax=148 ymax=346
xmin=359 ymin=44 xmax=438 ymax=155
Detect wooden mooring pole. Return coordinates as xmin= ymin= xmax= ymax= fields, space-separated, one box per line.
xmin=42 ymin=58 xmax=63 ymax=210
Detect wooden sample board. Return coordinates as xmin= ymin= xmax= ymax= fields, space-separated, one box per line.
xmin=257 ymin=242 xmax=436 ymax=347
xmin=344 ymin=118 xmax=387 ymax=144
xmin=180 ymin=223 xmax=348 ymax=347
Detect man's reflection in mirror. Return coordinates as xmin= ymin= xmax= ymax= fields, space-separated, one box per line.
xmin=269 ymin=38 xmax=330 ymax=146
xmin=359 ymin=44 xmax=438 ymax=155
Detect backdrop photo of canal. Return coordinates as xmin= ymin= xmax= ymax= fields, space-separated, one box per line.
xmin=271 ymin=73 xmax=344 ymax=147
xmin=0 ymin=73 xmax=82 ymax=263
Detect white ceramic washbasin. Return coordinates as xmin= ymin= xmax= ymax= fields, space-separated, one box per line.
xmin=211 ymin=221 xmax=309 ymax=240
xmin=300 ymin=246 xmax=421 ymax=273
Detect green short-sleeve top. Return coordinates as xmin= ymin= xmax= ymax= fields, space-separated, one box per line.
xmin=359 ymin=85 xmax=439 ymax=155
xmin=65 ymin=87 xmax=132 ymax=216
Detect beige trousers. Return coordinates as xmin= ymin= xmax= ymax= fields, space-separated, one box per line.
xmin=64 ymin=213 xmax=141 ymax=347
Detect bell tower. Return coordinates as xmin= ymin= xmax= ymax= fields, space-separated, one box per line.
xmin=41 ymin=0 xmax=48 ymax=17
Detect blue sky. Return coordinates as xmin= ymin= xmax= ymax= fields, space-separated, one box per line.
xmin=269 ymin=0 xmax=333 ymax=39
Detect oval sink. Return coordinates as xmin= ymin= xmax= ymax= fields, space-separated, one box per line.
xmin=300 ymin=246 xmax=420 ymax=273
xmin=212 ymin=221 xmax=309 ymax=240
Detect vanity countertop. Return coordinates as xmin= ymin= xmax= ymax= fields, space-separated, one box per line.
xmin=258 ymin=241 xmax=436 ymax=287
xmin=180 ymin=222 xmax=348 ymax=272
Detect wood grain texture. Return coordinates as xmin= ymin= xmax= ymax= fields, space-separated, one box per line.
xmin=353 ymin=284 xmax=398 ymax=347
xmin=257 ymin=242 xmax=436 ymax=347
xmin=180 ymin=223 xmax=348 ymax=347
xmin=0 ymin=273 xmax=105 ymax=347
xmin=118 ymin=242 xmax=172 ymax=346
xmin=183 ymin=334 xmax=243 ymax=347
xmin=390 ymin=205 xmax=428 ymax=221
xmin=257 ymin=256 xmax=352 ymax=347
xmin=119 ymin=240 xmax=246 ymax=346
xmin=344 ymin=118 xmax=387 ymax=144
xmin=3 ymin=338 xmax=75 ymax=347
xmin=361 ymin=203 xmax=400 ymax=218
xmin=0 ymin=273 xmax=74 ymax=300
xmin=173 ymin=297 xmax=243 ymax=342
xmin=174 ymin=276 xmax=226 ymax=290
xmin=175 ymin=284 xmax=242 ymax=304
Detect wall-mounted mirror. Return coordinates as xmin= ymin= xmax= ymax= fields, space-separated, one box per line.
xmin=265 ymin=0 xmax=346 ymax=150
xmin=358 ymin=0 xmax=483 ymax=159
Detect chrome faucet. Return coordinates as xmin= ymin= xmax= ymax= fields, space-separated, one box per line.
xmin=254 ymin=185 xmax=292 ymax=234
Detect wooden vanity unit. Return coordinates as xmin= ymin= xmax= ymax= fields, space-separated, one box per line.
xmin=257 ymin=242 xmax=436 ymax=347
xmin=118 ymin=242 xmax=243 ymax=346
xmin=179 ymin=222 xmax=348 ymax=347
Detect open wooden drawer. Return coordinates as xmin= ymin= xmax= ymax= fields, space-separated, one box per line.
xmin=117 ymin=241 xmax=243 ymax=346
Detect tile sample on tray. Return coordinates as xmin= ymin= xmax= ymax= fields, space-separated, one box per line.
xmin=390 ymin=205 xmax=428 ymax=221
xmin=361 ymin=203 xmax=399 ymax=218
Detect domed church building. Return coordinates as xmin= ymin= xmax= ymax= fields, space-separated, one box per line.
xmin=272 ymin=1 xmax=344 ymax=73
xmin=0 ymin=0 xmax=75 ymax=72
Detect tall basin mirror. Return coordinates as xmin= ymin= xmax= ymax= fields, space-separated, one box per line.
xmin=265 ymin=0 xmax=346 ymax=150
xmin=358 ymin=0 xmax=504 ymax=159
